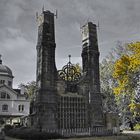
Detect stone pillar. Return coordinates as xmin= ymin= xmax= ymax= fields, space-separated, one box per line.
xmin=105 ymin=113 xmax=120 ymax=135
xmin=34 ymin=10 xmax=58 ymax=131
xmin=81 ymin=22 xmax=104 ymax=128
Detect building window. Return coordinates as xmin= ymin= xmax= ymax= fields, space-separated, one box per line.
xmin=0 ymin=92 xmax=10 ymax=99
xmin=0 ymin=80 xmax=5 ymax=84
xmin=18 ymin=105 xmax=24 ymax=112
xmin=2 ymin=104 xmax=8 ymax=112
xmin=1 ymin=92 xmax=6 ymax=99
xmin=7 ymin=94 xmax=10 ymax=99
xmin=8 ymin=81 xmax=12 ymax=87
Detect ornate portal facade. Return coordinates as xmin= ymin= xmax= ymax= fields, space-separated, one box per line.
xmin=30 ymin=10 xmax=110 ymax=136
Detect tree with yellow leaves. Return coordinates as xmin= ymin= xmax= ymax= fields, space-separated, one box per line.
xmin=113 ymin=42 xmax=140 ymax=118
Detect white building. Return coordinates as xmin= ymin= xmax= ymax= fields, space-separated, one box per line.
xmin=0 ymin=55 xmax=30 ymax=125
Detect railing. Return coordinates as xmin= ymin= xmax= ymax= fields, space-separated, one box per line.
xmin=91 ymin=127 xmax=113 ymax=136
xmin=42 ymin=127 xmax=113 ymax=137
xmin=43 ymin=127 xmax=112 ymax=137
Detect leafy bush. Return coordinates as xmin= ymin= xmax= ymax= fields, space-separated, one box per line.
xmin=3 ymin=125 xmax=13 ymax=133
xmin=6 ymin=128 xmax=63 ymax=139
xmin=134 ymin=124 xmax=140 ymax=130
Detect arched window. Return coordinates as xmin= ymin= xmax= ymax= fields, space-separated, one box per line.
xmin=0 ymin=80 xmax=5 ymax=84
xmin=7 ymin=94 xmax=10 ymax=99
xmin=2 ymin=104 xmax=8 ymax=112
xmin=1 ymin=92 xmax=6 ymax=99
xmin=8 ymin=81 xmax=12 ymax=87
xmin=18 ymin=105 xmax=24 ymax=112
xmin=0 ymin=92 xmax=10 ymax=99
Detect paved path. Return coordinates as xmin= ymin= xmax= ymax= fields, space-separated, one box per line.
xmin=123 ymin=130 xmax=140 ymax=138
xmin=123 ymin=130 xmax=140 ymax=135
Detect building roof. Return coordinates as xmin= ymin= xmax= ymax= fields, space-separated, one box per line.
xmin=0 ymin=55 xmax=13 ymax=78
xmin=14 ymin=89 xmax=21 ymax=94
xmin=0 ymin=64 xmax=13 ymax=77
xmin=0 ymin=84 xmax=27 ymax=99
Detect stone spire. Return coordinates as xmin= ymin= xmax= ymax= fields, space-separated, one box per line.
xmin=68 ymin=54 xmax=71 ymax=63
xmin=0 ymin=54 xmax=2 ymax=64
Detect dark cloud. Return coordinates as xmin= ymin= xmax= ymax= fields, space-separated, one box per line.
xmin=0 ymin=0 xmax=140 ymax=87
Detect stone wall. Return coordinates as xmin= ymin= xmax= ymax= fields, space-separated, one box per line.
xmin=105 ymin=113 xmax=120 ymax=134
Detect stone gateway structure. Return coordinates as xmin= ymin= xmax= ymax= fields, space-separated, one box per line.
xmin=30 ymin=10 xmax=112 ymax=136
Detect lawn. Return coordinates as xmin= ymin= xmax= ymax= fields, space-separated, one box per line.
xmin=58 ymin=135 xmax=140 ymax=140
xmin=6 ymin=132 xmax=140 ymax=140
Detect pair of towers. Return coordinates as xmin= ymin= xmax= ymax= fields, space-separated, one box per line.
xmin=33 ymin=10 xmax=104 ymax=134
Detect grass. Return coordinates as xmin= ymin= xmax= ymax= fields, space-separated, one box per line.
xmin=5 ymin=131 xmax=140 ymax=140
xmin=59 ymin=135 xmax=140 ymax=140
xmin=6 ymin=135 xmax=140 ymax=140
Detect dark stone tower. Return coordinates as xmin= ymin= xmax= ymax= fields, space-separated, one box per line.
xmin=35 ymin=10 xmax=58 ymax=131
xmin=31 ymin=9 xmax=108 ymax=135
xmin=81 ymin=22 xmax=104 ymax=127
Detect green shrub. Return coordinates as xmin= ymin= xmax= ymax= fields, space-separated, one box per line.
xmin=134 ymin=124 xmax=140 ymax=130
xmin=3 ymin=125 xmax=13 ymax=133
xmin=6 ymin=128 xmax=63 ymax=139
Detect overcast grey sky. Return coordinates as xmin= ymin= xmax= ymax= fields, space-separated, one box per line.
xmin=0 ymin=0 xmax=140 ymax=88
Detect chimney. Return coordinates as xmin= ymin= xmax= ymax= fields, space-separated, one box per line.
xmin=20 ymin=85 xmax=25 ymax=95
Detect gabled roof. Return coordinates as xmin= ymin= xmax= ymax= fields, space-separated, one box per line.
xmin=13 ymin=89 xmax=21 ymax=94
xmin=0 ymin=84 xmax=26 ymax=97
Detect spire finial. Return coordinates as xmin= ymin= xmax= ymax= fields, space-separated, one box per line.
xmin=42 ymin=5 xmax=44 ymax=12
xmin=68 ymin=55 xmax=71 ymax=63
xmin=0 ymin=54 xmax=2 ymax=64
xmin=54 ymin=10 xmax=58 ymax=19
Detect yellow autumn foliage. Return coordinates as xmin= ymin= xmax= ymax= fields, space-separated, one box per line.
xmin=128 ymin=42 xmax=140 ymax=56
xmin=113 ymin=42 xmax=140 ymax=94
xmin=113 ymin=55 xmax=130 ymax=79
xmin=129 ymin=102 xmax=140 ymax=115
xmin=128 ymin=42 xmax=140 ymax=71
xmin=113 ymin=42 xmax=140 ymax=113
xmin=129 ymin=102 xmax=136 ymax=111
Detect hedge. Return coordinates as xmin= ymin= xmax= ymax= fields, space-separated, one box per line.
xmin=5 ymin=128 xmax=63 ymax=140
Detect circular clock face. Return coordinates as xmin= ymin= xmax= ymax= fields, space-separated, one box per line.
xmin=82 ymin=26 xmax=89 ymax=40
xmin=84 ymin=26 xmax=88 ymax=35
xmin=37 ymin=15 xmax=44 ymax=26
